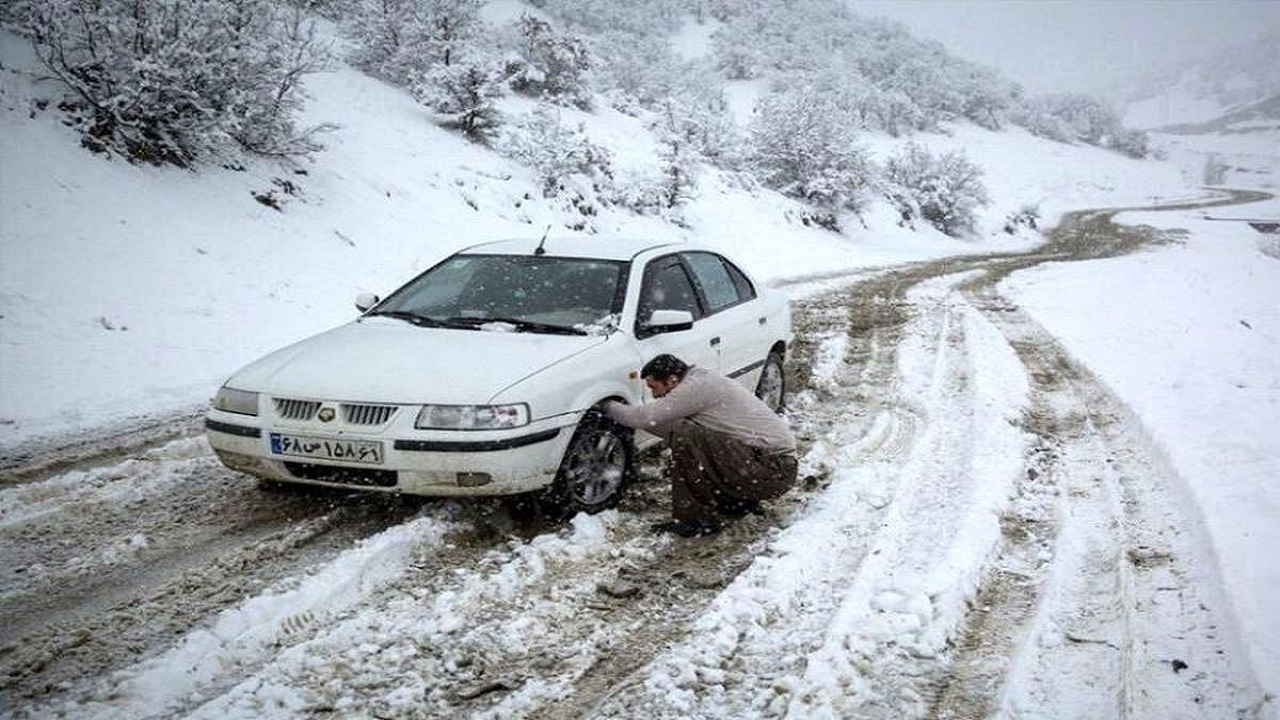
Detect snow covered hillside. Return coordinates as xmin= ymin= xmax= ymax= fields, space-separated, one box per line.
xmin=1122 ymin=29 xmax=1279 ymax=130
xmin=0 ymin=26 xmax=1195 ymax=447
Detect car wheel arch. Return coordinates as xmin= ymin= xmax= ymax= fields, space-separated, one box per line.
xmin=755 ymin=344 xmax=788 ymax=413
xmin=539 ymin=406 xmax=636 ymax=517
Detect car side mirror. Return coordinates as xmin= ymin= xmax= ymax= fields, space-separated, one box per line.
xmin=355 ymin=292 xmax=380 ymax=313
xmin=646 ymin=309 xmax=694 ymax=334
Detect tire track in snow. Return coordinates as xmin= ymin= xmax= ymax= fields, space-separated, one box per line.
xmin=587 ymin=270 xmax=1009 ymax=719
xmin=777 ymin=275 xmax=1029 ymax=719
xmin=582 ymin=192 xmax=1270 ymax=719
xmin=9 ymin=487 xmax=578 ymax=719
xmin=932 ymin=281 xmax=1266 ymax=719
xmin=921 ymin=197 xmax=1271 ymax=719
xmin=0 ymin=439 xmax=441 ymax=711
xmin=148 ymin=509 xmax=735 ymax=720
xmin=0 ymin=410 xmax=206 ymax=487
xmin=22 ymin=513 xmax=462 ymax=719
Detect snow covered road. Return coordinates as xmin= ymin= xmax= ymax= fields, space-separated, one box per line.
xmin=1 ymin=196 xmax=1271 ymax=719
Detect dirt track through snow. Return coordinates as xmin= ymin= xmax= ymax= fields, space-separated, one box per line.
xmin=0 ymin=191 xmax=1270 ymax=719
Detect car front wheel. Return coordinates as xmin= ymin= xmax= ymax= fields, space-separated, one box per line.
xmin=542 ymin=411 xmax=634 ymax=516
xmin=755 ymin=350 xmax=786 ymax=413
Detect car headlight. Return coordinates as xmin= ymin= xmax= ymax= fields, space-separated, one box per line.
xmin=415 ymin=403 xmax=529 ymax=430
xmin=213 ymin=386 xmax=260 ymax=416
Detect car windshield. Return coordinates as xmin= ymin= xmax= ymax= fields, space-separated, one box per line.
xmin=371 ymin=254 xmax=629 ymax=334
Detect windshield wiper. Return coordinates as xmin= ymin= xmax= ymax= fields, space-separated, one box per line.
xmin=364 ymin=310 xmax=456 ymax=328
xmin=440 ymin=316 xmax=588 ymax=336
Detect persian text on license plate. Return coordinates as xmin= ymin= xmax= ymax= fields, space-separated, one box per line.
xmin=270 ymin=433 xmax=384 ymax=465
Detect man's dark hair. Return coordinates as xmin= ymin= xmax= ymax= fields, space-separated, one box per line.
xmin=641 ymin=354 xmax=689 ymax=381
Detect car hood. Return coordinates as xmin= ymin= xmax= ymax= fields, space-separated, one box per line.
xmin=227 ymin=318 xmax=608 ymax=404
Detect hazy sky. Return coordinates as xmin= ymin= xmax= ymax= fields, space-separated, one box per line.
xmin=855 ymin=0 xmax=1280 ymax=93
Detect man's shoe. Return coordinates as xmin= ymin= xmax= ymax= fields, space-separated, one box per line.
xmin=650 ymin=519 xmax=722 ymax=538
xmin=716 ymin=497 xmax=764 ymax=518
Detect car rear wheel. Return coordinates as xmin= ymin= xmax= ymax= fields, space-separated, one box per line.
xmin=755 ymin=350 xmax=786 ymax=412
xmin=541 ymin=411 xmax=634 ymax=517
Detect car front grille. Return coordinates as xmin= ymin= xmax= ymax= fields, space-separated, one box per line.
xmin=274 ymin=398 xmax=321 ymax=421
xmin=343 ymin=403 xmax=398 ymax=425
xmin=272 ymin=397 xmax=399 ymax=426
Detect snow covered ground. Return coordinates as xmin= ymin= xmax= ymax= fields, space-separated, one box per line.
xmin=2 ymin=24 xmax=1278 ymax=720
xmin=1001 ymin=205 xmax=1280 ymax=709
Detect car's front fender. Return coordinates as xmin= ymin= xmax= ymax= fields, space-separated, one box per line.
xmin=493 ymin=336 xmax=647 ymax=428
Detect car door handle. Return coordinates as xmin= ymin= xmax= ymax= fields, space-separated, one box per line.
xmin=710 ymin=336 xmax=721 ymax=347
xmin=758 ymin=317 xmax=768 ymax=325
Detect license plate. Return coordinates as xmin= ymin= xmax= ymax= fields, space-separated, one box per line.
xmin=269 ymin=433 xmax=384 ymax=465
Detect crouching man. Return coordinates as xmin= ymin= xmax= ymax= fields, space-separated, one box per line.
xmin=603 ymin=354 xmax=797 ymax=538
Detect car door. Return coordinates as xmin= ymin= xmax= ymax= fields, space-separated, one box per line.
xmin=633 ymin=253 xmax=719 ymax=372
xmin=680 ymin=251 xmax=770 ymax=387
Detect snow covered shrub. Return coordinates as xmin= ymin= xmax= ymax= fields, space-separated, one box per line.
xmin=609 ymin=172 xmax=666 ymax=216
xmin=344 ymin=1 xmax=499 ymax=141
xmin=1112 ymin=128 xmax=1153 ymax=159
xmin=343 ymin=0 xmax=480 ymax=84
xmin=410 ymin=61 xmax=503 ymax=144
xmin=1017 ymin=92 xmax=1149 ymax=156
xmin=13 ymin=0 xmax=332 ymax=166
xmin=344 ymin=0 xmax=483 ymax=83
xmin=344 ymin=0 xmax=419 ymax=82
xmin=497 ymin=105 xmax=613 ymax=198
xmin=505 ymin=15 xmax=593 ymax=110
xmin=575 ymin=0 xmax=688 ymax=35
xmin=589 ymin=31 xmax=738 ymax=162
xmin=669 ymin=79 xmax=741 ymax=168
xmin=800 ymin=211 xmax=841 ymax=232
xmin=951 ymin=66 xmax=1015 ymax=130
xmin=883 ymin=142 xmax=990 ymax=237
xmin=287 ymin=0 xmax=350 ymax=19
xmin=1010 ymin=99 xmax=1074 ymax=143
xmin=1038 ymin=93 xmax=1122 ymax=146
xmin=1003 ymin=203 xmax=1041 ymax=234
xmin=712 ymin=19 xmax=769 ymax=80
xmin=746 ymin=86 xmax=873 ymax=213
xmin=587 ymin=30 xmax=681 ymax=110
xmin=653 ymin=101 xmax=702 ymax=208
xmin=849 ymin=85 xmax=927 ymax=137
xmin=530 ymin=0 xmax=687 ymax=36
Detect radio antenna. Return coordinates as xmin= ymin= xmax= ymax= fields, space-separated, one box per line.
xmin=534 ymin=225 xmax=551 ymax=256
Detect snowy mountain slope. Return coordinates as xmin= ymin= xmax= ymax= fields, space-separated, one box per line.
xmin=1156 ymin=94 xmax=1280 ymax=135
xmin=0 ymin=27 xmax=1195 ymax=448
xmin=1123 ymin=30 xmax=1280 ymax=129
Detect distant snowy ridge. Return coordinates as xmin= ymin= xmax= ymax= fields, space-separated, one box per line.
xmin=1153 ymin=94 xmax=1280 ymax=135
xmin=1123 ymin=30 xmax=1280 ymax=129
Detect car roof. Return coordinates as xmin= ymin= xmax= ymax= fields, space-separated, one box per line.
xmin=457 ymin=237 xmax=697 ymax=262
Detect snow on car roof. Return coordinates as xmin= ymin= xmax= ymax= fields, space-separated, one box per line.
xmin=459 ymin=236 xmax=692 ymax=261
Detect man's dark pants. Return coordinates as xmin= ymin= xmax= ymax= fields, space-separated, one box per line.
xmin=666 ymin=419 xmax=797 ymax=524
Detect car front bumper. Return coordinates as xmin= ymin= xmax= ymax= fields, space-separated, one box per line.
xmin=204 ymin=412 xmax=573 ymax=496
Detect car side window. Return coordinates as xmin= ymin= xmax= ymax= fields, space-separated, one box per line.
xmin=636 ymin=257 xmax=702 ymax=335
xmin=683 ymin=252 xmax=754 ymax=313
xmin=724 ymin=257 xmax=757 ymax=302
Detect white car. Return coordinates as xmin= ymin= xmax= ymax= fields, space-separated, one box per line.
xmin=205 ymin=237 xmax=792 ymax=514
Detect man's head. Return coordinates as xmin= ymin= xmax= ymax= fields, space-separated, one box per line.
xmin=641 ymin=354 xmax=689 ymax=398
